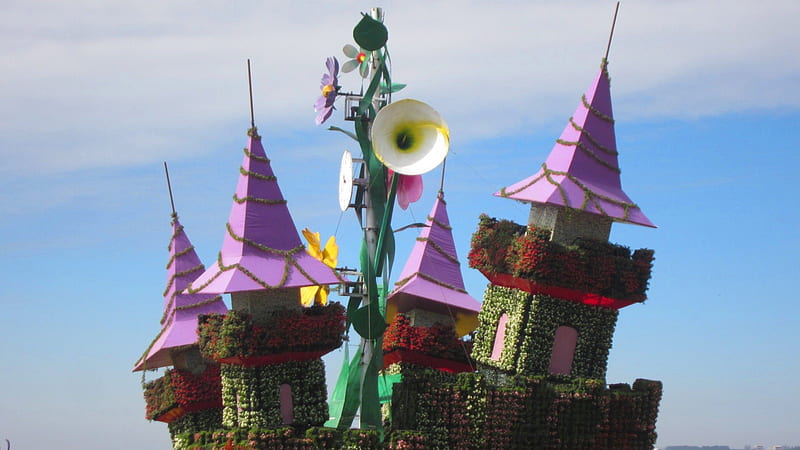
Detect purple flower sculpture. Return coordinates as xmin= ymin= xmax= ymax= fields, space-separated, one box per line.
xmin=314 ymin=57 xmax=339 ymax=125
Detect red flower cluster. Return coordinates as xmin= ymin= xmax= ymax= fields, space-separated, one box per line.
xmin=143 ymin=372 xmax=176 ymax=420
xmin=171 ymin=365 xmax=222 ymax=409
xmin=143 ymin=365 xmax=221 ymax=420
xmin=468 ymin=214 xmax=526 ymax=274
xmin=470 ymin=215 xmax=654 ymax=303
xmin=483 ymin=389 xmax=525 ymax=448
xmin=198 ymin=303 xmax=346 ymax=361
xmin=388 ymin=431 xmax=427 ymax=449
xmin=383 ymin=314 xmax=473 ymax=363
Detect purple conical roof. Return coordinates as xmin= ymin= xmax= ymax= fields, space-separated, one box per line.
xmin=495 ymin=62 xmax=654 ymax=228
xmin=187 ymin=130 xmax=342 ymax=294
xmin=133 ymin=217 xmax=227 ymax=372
xmin=387 ymin=192 xmax=481 ymax=336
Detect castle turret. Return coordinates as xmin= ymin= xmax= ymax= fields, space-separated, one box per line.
xmin=135 ymin=212 xmax=227 ymax=443
xmin=187 ymin=128 xmax=342 ymax=308
xmin=497 ymin=61 xmax=654 ymax=245
xmin=382 ymin=191 xmax=481 ymax=376
xmin=187 ymin=128 xmax=345 ymax=431
xmin=387 ymin=190 xmax=481 ymax=337
xmin=135 ymin=215 xmax=228 ymax=373
xmin=471 ymin=60 xmax=656 ymax=382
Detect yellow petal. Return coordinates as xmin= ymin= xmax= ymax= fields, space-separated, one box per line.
xmin=321 ymin=236 xmax=338 ymax=268
xmin=302 ymin=228 xmax=323 ymax=260
xmin=314 ymin=286 xmax=330 ymax=306
xmin=300 ymin=285 xmax=319 ymax=307
xmin=454 ymin=311 xmax=480 ymax=337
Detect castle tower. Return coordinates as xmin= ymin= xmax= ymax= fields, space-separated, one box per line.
xmin=134 ymin=212 xmax=228 ymax=441
xmin=186 ymin=128 xmax=345 ymax=430
xmin=497 ymin=60 xmax=654 ymax=243
xmin=471 ymin=60 xmax=656 ymax=381
xmin=382 ymin=190 xmax=481 ymax=378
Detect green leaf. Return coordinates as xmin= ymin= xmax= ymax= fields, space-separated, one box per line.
xmin=327 ymin=125 xmax=358 ymax=141
xmin=380 ymin=82 xmax=406 ymax=94
xmin=353 ymin=14 xmax=388 ymax=51
xmin=351 ymin=303 xmax=387 ymax=340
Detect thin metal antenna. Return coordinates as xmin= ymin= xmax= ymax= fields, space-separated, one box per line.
xmin=247 ymin=59 xmax=255 ymax=130
xmin=438 ymin=157 xmax=447 ymax=194
xmin=604 ymin=2 xmax=621 ymax=62
xmin=164 ymin=161 xmax=177 ymax=218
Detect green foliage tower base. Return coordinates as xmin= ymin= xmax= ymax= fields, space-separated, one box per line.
xmin=220 ymin=360 xmax=329 ymax=429
xmin=384 ymin=210 xmax=662 ymax=449
xmin=473 ymin=286 xmax=618 ymax=380
xmin=390 ymin=368 xmax=662 ymax=450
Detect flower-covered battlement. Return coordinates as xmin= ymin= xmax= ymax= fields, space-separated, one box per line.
xmin=392 ymin=369 xmax=662 ymax=450
xmin=143 ymin=365 xmax=222 ymax=422
xmin=197 ymin=303 xmax=346 ymax=365
xmin=468 ymin=214 xmax=654 ymax=308
xmin=383 ymin=314 xmax=474 ymax=372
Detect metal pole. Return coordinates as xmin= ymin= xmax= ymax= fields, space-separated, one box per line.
xmin=604 ymin=2 xmax=621 ymax=62
xmin=358 ymin=7 xmax=385 ymax=430
xmin=247 ymin=59 xmax=256 ymax=130
xmin=164 ymin=162 xmax=177 ymax=219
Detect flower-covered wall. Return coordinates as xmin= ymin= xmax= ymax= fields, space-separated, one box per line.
xmin=473 ymin=286 xmax=619 ymax=380
xmin=390 ymin=367 xmax=662 ymax=450
xmin=193 ymin=304 xmax=345 ymax=432
xmin=468 ymin=215 xmax=654 ymax=307
xmin=142 ymin=364 xmax=224 ymax=447
xmin=220 ymin=360 xmax=329 ymax=429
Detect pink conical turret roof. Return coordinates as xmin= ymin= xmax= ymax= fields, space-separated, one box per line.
xmin=386 ymin=191 xmax=481 ymax=336
xmin=133 ymin=216 xmax=228 ymax=372
xmin=495 ymin=62 xmax=654 ymax=227
xmin=187 ymin=129 xmax=342 ymax=295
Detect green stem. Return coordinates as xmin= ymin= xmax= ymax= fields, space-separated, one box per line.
xmin=374 ymin=173 xmax=397 ymax=275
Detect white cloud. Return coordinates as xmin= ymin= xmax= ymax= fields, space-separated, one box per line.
xmin=0 ymin=0 xmax=798 ymax=177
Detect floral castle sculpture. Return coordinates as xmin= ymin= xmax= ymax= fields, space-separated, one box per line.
xmin=379 ymin=6 xmax=662 ymax=449
xmin=135 ymin=6 xmax=662 ymax=449
xmin=184 ymin=124 xmax=346 ymax=442
xmin=380 ymin=189 xmax=482 ymax=409
xmin=134 ymin=189 xmax=228 ymax=437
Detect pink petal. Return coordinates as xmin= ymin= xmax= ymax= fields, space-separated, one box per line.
xmin=396 ymin=174 xmax=423 ymax=210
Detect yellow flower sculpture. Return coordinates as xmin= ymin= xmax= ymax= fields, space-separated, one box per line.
xmin=300 ymin=228 xmax=339 ymax=306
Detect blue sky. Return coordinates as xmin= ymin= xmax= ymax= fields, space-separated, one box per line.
xmin=1 ymin=1 xmax=799 ymax=448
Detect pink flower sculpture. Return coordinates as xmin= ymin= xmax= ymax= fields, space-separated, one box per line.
xmin=388 ymin=170 xmax=423 ymax=210
xmin=314 ymin=57 xmax=339 ymax=125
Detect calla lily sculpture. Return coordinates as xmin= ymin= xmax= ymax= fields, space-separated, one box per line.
xmin=300 ymin=228 xmax=339 ymax=306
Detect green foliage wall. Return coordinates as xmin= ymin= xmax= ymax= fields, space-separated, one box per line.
xmin=168 ymin=409 xmax=222 ymax=447
xmin=471 ymin=284 xmax=533 ymax=372
xmin=390 ymin=369 xmax=662 ymax=450
xmin=172 ymin=426 xmax=410 ymax=449
xmin=198 ymin=304 xmax=345 ymax=361
xmin=220 ymin=359 xmax=328 ymax=429
xmin=473 ymin=285 xmax=618 ymax=380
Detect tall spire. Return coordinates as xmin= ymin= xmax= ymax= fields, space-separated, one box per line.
xmin=495 ymin=62 xmax=654 ymax=228
xmin=386 ymin=191 xmax=481 ymax=336
xmin=187 ymin=130 xmax=342 ymax=295
xmin=134 ymin=216 xmax=227 ymax=371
